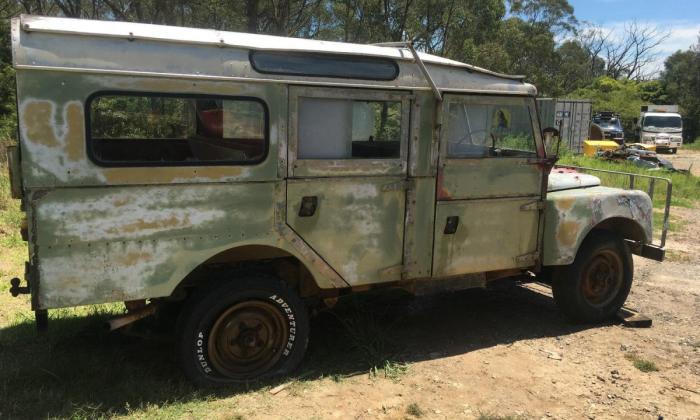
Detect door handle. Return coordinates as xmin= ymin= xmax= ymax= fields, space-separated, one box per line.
xmin=444 ymin=216 xmax=459 ymax=234
xmin=298 ymin=196 xmax=318 ymax=217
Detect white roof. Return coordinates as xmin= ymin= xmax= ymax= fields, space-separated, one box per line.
xmin=18 ymin=14 xmax=522 ymax=80
xmin=643 ymin=112 xmax=681 ymax=117
xmin=12 ymin=15 xmax=535 ymax=95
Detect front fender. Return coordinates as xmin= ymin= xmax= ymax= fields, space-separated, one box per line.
xmin=542 ymin=186 xmax=653 ymax=266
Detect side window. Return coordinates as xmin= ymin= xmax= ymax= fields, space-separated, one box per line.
xmin=88 ymin=93 xmax=267 ymax=165
xmin=297 ymin=97 xmax=402 ymax=159
xmin=445 ymin=101 xmax=536 ymax=158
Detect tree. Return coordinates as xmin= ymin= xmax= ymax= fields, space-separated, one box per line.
xmin=578 ymin=22 xmax=669 ymax=81
xmin=661 ymin=35 xmax=700 ymax=142
xmin=507 ymin=0 xmax=576 ymax=34
xmin=570 ymin=77 xmax=646 ymax=135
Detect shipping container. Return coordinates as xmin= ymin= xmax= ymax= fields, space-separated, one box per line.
xmin=537 ymin=98 xmax=592 ymax=153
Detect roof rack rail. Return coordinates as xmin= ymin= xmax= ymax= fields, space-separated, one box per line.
xmin=373 ymin=41 xmax=442 ymax=101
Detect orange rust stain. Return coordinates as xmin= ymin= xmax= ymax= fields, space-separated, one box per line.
xmin=112 ymin=197 xmax=131 ymax=207
xmin=436 ymin=167 xmax=452 ymax=200
xmin=22 ymin=102 xmax=59 ymax=146
xmin=556 ymin=220 xmax=581 ymax=247
xmin=555 ymin=198 xmax=575 ymax=211
xmin=63 ymin=103 xmax=85 ymax=161
xmin=103 ymin=166 xmax=242 ymax=184
xmin=114 ymin=252 xmax=154 ymax=267
xmin=106 ymin=215 xmax=188 ymax=235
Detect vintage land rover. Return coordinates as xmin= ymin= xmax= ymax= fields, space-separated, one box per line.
xmin=7 ymin=15 xmax=669 ymax=386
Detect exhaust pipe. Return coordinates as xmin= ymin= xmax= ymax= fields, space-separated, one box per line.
xmin=107 ymin=304 xmax=158 ymax=331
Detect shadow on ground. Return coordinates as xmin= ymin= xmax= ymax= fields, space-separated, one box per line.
xmin=0 ymin=284 xmax=600 ymax=418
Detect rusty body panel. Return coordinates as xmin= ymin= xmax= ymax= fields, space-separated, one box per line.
xmin=542 ymin=186 xmax=653 ymax=266
xmin=8 ymin=15 xmax=665 ymax=315
xmin=433 ymin=197 xmax=540 ymax=276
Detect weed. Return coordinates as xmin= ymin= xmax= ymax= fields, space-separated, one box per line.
xmin=369 ymin=359 xmax=409 ymax=381
xmin=406 ymin=402 xmax=424 ymax=418
xmin=625 ymin=353 xmax=659 ymax=372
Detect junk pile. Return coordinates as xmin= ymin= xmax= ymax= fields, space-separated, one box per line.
xmin=595 ymin=144 xmax=690 ymax=173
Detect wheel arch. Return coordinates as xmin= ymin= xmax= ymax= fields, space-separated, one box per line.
xmin=543 ymin=216 xmax=649 ymax=267
xmin=169 ymin=244 xmax=326 ymax=301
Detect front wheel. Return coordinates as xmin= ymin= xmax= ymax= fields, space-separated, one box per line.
xmin=176 ymin=273 xmax=309 ymax=387
xmin=551 ymin=232 xmax=633 ymax=323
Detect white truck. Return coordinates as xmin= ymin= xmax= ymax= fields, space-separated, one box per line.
xmin=635 ymin=105 xmax=683 ymax=153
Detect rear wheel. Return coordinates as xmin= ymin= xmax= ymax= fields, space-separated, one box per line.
xmin=176 ymin=273 xmax=309 ymax=387
xmin=552 ymin=232 xmax=633 ymax=323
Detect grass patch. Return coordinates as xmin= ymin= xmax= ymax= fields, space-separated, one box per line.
xmin=558 ymin=153 xmax=700 ymax=209
xmin=665 ymin=249 xmax=693 ymax=263
xmin=625 ymin=353 xmax=659 ymax=372
xmin=406 ymin=402 xmax=425 ymax=418
xmin=370 ymin=359 xmax=409 ymax=381
xmin=683 ymin=140 xmax=700 ymax=151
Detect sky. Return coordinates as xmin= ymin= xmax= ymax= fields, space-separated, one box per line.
xmin=568 ymin=0 xmax=700 ymax=73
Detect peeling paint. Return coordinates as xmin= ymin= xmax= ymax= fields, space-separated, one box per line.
xmin=19 ymin=99 xmax=105 ymax=183
xmin=543 ymin=186 xmax=653 ymax=266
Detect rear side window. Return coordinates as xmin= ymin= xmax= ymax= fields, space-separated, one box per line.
xmin=298 ymin=98 xmax=402 ymax=159
xmin=250 ymin=51 xmax=399 ymax=81
xmin=87 ymin=93 xmax=267 ymax=166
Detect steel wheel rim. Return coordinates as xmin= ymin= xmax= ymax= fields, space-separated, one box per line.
xmin=580 ymin=249 xmax=624 ymax=307
xmin=208 ymin=300 xmax=288 ymax=379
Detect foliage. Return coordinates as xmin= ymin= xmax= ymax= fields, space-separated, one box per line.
xmin=569 ymin=77 xmax=645 ymax=135
xmin=661 ymin=38 xmax=700 ymax=142
xmin=0 ymin=1 xmax=697 ymax=144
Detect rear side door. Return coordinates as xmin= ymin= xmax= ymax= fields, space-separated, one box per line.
xmin=432 ymin=95 xmax=544 ymax=277
xmin=285 ymin=86 xmax=411 ymax=285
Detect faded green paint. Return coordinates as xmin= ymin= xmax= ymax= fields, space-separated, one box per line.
xmin=432 ymin=197 xmax=539 ymax=277
xmin=542 ymin=186 xmax=653 ymax=266
xmin=409 ymin=92 xmax=437 ymax=177
xmin=15 ymin=72 xmax=283 ymax=188
xmin=286 ymin=177 xmax=405 ymax=285
xmin=402 ymin=177 xmax=436 ymax=279
xmin=439 ymin=158 xmax=542 ymax=199
xmin=10 ymin=31 xmax=662 ymax=312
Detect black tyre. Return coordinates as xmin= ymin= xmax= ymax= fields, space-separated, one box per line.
xmin=671 ymin=148 xmax=677 ymax=154
xmin=551 ymin=232 xmax=633 ymax=323
xmin=176 ymin=272 xmax=309 ymax=387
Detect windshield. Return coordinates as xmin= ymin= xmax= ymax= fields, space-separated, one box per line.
xmin=593 ymin=118 xmax=622 ymax=130
xmin=643 ymin=116 xmax=682 ymax=129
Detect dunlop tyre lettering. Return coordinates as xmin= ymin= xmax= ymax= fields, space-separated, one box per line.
xmin=176 ymin=272 xmax=309 ymax=387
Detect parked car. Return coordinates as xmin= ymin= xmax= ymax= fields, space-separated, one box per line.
xmin=592 ymin=111 xmax=625 ymax=144
xmin=7 ymin=15 xmax=668 ymax=387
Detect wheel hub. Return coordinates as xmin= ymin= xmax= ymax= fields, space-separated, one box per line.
xmin=581 ymin=250 xmax=624 ymax=307
xmin=208 ymin=300 xmax=288 ymax=379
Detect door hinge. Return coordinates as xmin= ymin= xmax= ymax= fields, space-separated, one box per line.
xmin=515 ymin=251 xmax=539 ymax=266
xmin=520 ymin=200 xmax=545 ymax=211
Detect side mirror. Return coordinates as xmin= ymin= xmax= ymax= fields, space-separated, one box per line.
xmin=543 ymin=127 xmax=561 ymax=157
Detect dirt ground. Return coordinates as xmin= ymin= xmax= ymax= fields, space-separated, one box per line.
xmin=213 ymin=211 xmax=700 ymax=420
xmin=663 ymin=148 xmax=700 ymax=176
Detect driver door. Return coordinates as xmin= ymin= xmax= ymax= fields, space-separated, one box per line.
xmin=432 ymin=95 xmax=544 ymax=277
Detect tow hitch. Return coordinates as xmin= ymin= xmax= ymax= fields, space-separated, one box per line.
xmin=9 ymin=277 xmax=29 ymax=297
